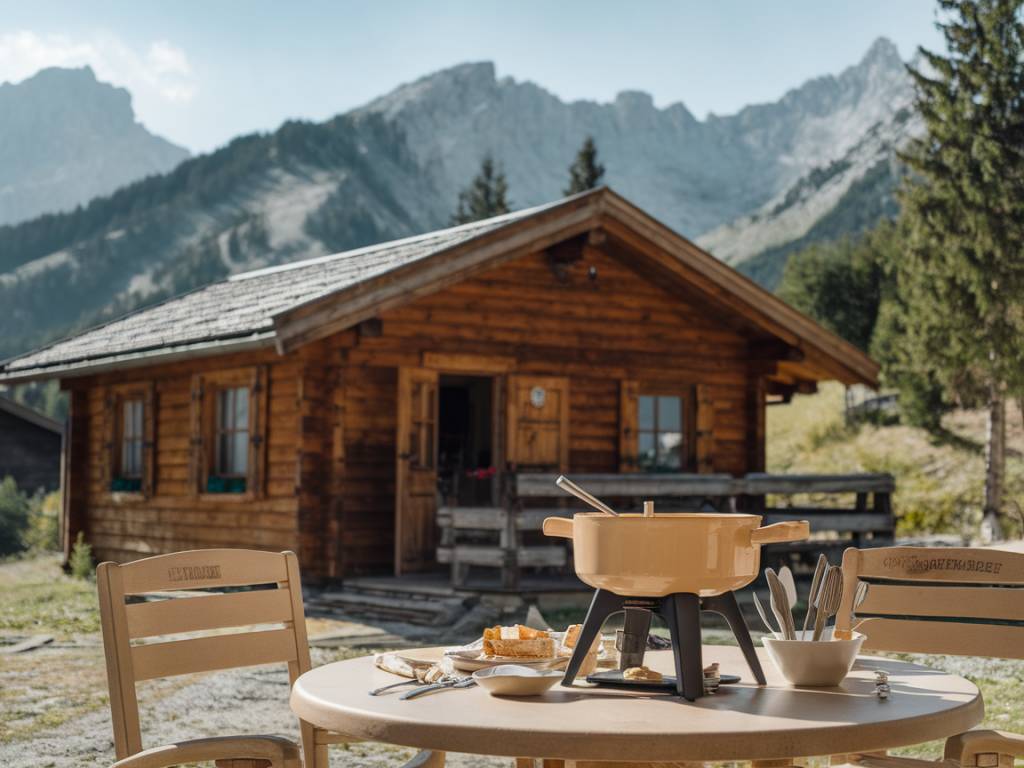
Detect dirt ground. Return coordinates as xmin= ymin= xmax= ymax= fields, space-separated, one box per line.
xmin=2 ymin=556 xmax=1022 ymax=767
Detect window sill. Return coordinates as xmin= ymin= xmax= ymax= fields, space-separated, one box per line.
xmin=107 ymin=491 xmax=145 ymax=504
xmin=198 ymin=492 xmax=256 ymax=503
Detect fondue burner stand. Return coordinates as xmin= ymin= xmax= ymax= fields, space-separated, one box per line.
xmin=561 ymin=588 xmax=766 ymax=701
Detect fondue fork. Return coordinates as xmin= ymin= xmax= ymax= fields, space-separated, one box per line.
xmin=812 ymin=566 xmax=844 ymax=641
xmin=803 ymin=554 xmax=829 ymax=634
xmin=555 ymin=475 xmax=619 ymax=516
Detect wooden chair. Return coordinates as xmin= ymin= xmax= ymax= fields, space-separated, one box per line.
xmin=97 ymin=548 xmax=445 ymax=768
xmin=833 ymin=545 xmax=1024 ymax=768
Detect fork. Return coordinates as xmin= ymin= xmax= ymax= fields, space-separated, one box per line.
xmin=400 ymin=677 xmax=476 ymax=700
xmin=812 ymin=566 xmax=844 ymax=641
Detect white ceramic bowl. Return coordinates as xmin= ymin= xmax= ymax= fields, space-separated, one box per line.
xmin=762 ymin=630 xmax=865 ymax=686
xmin=472 ymin=664 xmax=564 ymax=697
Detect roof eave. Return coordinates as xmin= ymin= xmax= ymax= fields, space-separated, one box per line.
xmin=0 ymin=333 xmax=278 ymax=385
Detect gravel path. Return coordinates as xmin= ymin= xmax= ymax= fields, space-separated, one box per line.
xmin=0 ymin=645 xmax=508 ymax=768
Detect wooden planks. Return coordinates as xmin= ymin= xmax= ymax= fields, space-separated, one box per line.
xmin=125 ymin=588 xmax=294 ymax=638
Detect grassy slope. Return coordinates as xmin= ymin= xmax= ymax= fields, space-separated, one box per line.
xmin=767 ymin=383 xmax=1024 ymax=539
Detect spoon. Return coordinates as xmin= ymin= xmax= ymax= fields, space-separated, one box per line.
xmin=812 ymin=566 xmax=844 ymax=641
xmin=555 ymin=475 xmax=619 ymax=516
xmin=803 ymin=554 xmax=829 ymax=634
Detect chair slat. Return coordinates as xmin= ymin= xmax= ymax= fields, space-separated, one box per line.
xmin=126 ymin=588 xmax=294 ymax=638
xmin=120 ymin=549 xmax=289 ymax=594
xmin=857 ymin=617 xmax=1024 ymax=659
xmin=132 ymin=628 xmax=298 ymax=681
xmin=858 ymin=583 xmax=1024 ymax=622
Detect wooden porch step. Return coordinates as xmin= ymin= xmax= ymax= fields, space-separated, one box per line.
xmin=308 ymin=589 xmax=469 ymax=626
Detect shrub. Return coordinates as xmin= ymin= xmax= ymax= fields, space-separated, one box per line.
xmin=23 ymin=491 xmax=61 ymax=552
xmin=68 ymin=532 xmax=94 ymax=580
xmin=0 ymin=476 xmax=30 ymax=557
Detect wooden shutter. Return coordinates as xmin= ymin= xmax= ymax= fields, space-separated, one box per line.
xmin=506 ymin=375 xmax=569 ymax=470
xmin=102 ymin=387 xmax=115 ymax=492
xmin=248 ymin=365 xmax=269 ymax=498
xmin=141 ymin=382 xmax=157 ymax=498
xmin=188 ymin=374 xmax=204 ymax=495
xmin=619 ymin=380 xmax=639 ymax=472
xmin=695 ymin=384 xmax=714 ymax=474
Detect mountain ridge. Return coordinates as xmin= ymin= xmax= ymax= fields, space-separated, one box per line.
xmin=0 ymin=66 xmax=190 ymax=227
xmin=0 ymin=37 xmax=913 ymax=360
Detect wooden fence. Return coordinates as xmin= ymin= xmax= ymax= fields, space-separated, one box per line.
xmin=437 ymin=472 xmax=895 ymax=589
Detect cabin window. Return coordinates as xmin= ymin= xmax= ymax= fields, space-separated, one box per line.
xmin=637 ymin=394 xmax=683 ymax=471
xmin=210 ymin=386 xmax=250 ymax=493
xmin=191 ymin=367 xmax=267 ymax=497
xmin=107 ymin=385 xmax=153 ymax=495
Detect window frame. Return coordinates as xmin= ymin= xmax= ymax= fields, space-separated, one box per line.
xmin=106 ymin=382 xmax=155 ymax=498
xmin=191 ymin=367 xmax=267 ymax=500
xmin=621 ymin=382 xmax=697 ymax=473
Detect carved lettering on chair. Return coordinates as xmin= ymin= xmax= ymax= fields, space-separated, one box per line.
xmin=167 ymin=565 xmax=223 ymax=582
xmin=882 ymin=555 xmax=1003 ymax=576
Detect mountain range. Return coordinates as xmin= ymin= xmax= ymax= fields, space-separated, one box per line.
xmin=0 ymin=38 xmax=916 ymax=360
xmin=0 ymin=67 xmax=189 ymax=227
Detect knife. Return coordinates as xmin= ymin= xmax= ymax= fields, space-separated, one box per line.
xmin=765 ymin=568 xmax=796 ymax=640
xmin=400 ymin=677 xmax=476 ymax=700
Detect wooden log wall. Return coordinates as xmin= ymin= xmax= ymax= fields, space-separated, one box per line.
xmin=67 ymin=348 xmax=303 ymax=569
xmin=329 ymin=243 xmax=761 ymax=573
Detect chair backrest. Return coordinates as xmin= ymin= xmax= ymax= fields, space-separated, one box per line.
xmin=96 ymin=549 xmax=313 ymax=759
xmin=834 ymin=545 xmax=1024 ymax=659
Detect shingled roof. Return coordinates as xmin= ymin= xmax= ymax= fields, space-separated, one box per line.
xmin=0 ymin=201 xmax=548 ymax=381
xmin=0 ymin=188 xmax=880 ymax=387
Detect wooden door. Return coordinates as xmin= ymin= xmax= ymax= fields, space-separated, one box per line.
xmin=506 ymin=375 xmax=570 ymax=470
xmin=395 ymin=367 xmax=439 ymax=575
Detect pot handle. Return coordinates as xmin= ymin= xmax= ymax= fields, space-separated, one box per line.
xmin=542 ymin=517 xmax=574 ymax=539
xmin=749 ymin=520 xmax=809 ymax=545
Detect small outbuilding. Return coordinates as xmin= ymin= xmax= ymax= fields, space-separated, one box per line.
xmin=0 ymin=188 xmax=878 ymax=579
xmin=0 ymin=396 xmax=63 ymax=495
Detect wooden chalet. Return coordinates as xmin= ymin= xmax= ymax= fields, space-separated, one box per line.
xmin=0 ymin=188 xmax=880 ymax=582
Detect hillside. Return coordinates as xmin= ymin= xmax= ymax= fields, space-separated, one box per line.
xmin=0 ymin=37 xmax=914 ymax=360
xmin=0 ymin=67 xmax=189 ymax=227
xmin=768 ymin=384 xmax=1024 ymax=540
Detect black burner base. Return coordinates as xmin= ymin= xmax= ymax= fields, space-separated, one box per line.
xmin=561 ymin=589 xmax=766 ymax=701
xmin=585 ymin=669 xmax=741 ymax=693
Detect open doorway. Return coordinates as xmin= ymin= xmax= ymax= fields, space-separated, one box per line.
xmin=438 ymin=374 xmax=496 ymax=506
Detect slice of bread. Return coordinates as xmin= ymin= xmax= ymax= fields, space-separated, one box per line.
xmin=483 ymin=636 xmax=556 ymax=658
xmin=564 ymin=624 xmax=582 ymax=648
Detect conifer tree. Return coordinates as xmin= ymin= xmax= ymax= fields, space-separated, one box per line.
xmin=564 ymin=136 xmax=605 ymax=195
xmin=451 ymin=154 xmax=510 ymax=224
xmin=895 ymin=0 xmax=1024 ymax=538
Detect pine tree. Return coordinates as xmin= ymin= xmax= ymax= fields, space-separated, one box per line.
xmin=895 ymin=0 xmax=1024 ymax=538
xmin=564 ymin=136 xmax=605 ymax=195
xmin=451 ymin=155 xmax=511 ymax=225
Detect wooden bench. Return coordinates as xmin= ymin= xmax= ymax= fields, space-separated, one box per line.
xmin=436 ymin=506 xmax=569 ymax=588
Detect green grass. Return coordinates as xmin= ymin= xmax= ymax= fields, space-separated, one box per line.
xmin=767 ymin=383 xmax=1024 ymax=539
xmin=0 ymin=556 xmax=100 ymax=639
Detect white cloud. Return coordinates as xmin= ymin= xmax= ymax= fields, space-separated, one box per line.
xmin=0 ymin=30 xmax=197 ymax=106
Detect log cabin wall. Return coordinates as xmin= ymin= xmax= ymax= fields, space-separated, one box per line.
xmin=67 ymin=348 xmax=304 ymax=568
xmin=328 ymin=243 xmax=761 ymax=574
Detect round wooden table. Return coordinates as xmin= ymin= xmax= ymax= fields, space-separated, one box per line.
xmin=290 ymin=646 xmax=983 ymax=763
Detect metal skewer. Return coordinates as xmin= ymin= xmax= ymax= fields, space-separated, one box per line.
xmin=556 ymin=475 xmax=619 ymax=516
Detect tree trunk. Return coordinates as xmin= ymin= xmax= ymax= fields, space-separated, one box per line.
xmin=982 ymin=384 xmax=1006 ymax=541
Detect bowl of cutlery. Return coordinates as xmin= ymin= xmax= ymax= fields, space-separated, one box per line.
xmin=755 ymin=558 xmax=868 ymax=686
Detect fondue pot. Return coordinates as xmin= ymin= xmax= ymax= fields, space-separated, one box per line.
xmin=542 ymin=513 xmax=809 ymax=598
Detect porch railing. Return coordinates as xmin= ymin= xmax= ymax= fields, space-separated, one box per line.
xmin=437 ymin=472 xmax=895 ymax=589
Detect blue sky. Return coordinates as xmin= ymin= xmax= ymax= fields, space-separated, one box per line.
xmin=0 ymin=1 xmax=945 ymax=153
